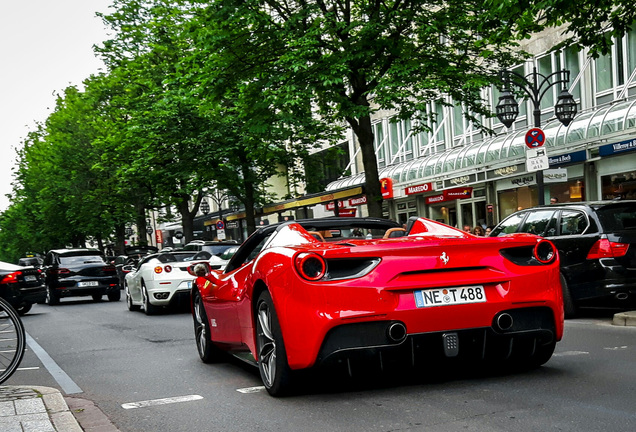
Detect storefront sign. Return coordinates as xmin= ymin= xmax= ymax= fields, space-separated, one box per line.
xmin=425 ymin=187 xmax=473 ymax=204
xmin=544 ymin=168 xmax=568 ymax=183
xmin=405 ymin=182 xmax=434 ymax=195
xmin=487 ymin=164 xmax=524 ymax=180
xmin=443 ymin=174 xmax=476 ymax=189
xmin=497 ymin=174 xmax=537 ymax=190
xmin=338 ymin=208 xmax=357 ymax=217
xmin=155 ymin=230 xmax=163 ymax=244
xmin=548 ymin=150 xmax=586 ymax=166
xmin=325 ymin=200 xmax=346 ymax=211
xmin=349 ymin=196 xmax=367 ymax=206
xmin=599 ymin=138 xmax=636 ymax=156
xmin=380 ymin=178 xmax=394 ymax=199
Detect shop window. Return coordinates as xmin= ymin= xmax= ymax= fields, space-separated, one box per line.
xmin=601 ymin=170 xmax=636 ymax=200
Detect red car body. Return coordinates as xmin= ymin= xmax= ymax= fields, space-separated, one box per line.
xmin=191 ymin=217 xmax=563 ymax=396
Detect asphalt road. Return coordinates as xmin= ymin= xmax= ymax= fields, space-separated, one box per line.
xmin=5 ymin=299 xmax=636 ymax=432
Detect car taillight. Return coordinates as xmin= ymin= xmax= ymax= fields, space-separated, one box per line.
xmin=534 ymin=240 xmax=557 ymax=264
xmin=0 ymin=271 xmax=21 ymax=284
xmin=165 ymin=265 xmax=172 ymax=273
xmin=295 ymin=253 xmax=326 ymax=281
xmin=53 ymin=268 xmax=71 ymax=275
xmin=154 ymin=266 xmax=163 ymax=274
xmin=586 ymin=239 xmax=630 ymax=259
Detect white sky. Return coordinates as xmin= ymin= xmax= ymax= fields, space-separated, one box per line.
xmin=0 ymin=0 xmax=113 ymax=211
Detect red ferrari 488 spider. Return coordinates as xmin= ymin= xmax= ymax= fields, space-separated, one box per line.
xmin=190 ymin=217 xmax=563 ymax=396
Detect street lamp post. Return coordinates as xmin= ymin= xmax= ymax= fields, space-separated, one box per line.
xmin=496 ymin=67 xmax=578 ymax=205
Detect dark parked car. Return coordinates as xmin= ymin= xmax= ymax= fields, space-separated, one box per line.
xmin=490 ymin=200 xmax=636 ymax=316
xmin=18 ymin=256 xmax=43 ymax=268
xmin=43 ymin=249 xmax=121 ymax=305
xmin=114 ymin=246 xmax=159 ymax=286
xmin=0 ymin=261 xmax=46 ymax=315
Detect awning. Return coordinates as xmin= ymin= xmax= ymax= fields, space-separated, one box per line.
xmin=262 ymin=186 xmax=365 ymax=215
xmin=327 ymin=98 xmax=636 ymax=190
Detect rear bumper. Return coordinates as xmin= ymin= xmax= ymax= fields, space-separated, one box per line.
xmin=316 ymin=306 xmax=557 ymax=366
xmin=51 ymin=281 xmax=120 ymax=298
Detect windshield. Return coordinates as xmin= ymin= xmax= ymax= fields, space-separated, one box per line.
xmin=59 ymin=255 xmax=107 ymax=265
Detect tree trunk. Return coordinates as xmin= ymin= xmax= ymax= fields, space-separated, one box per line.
xmin=348 ymin=113 xmax=383 ymax=219
xmin=135 ymin=202 xmax=148 ymax=246
xmin=178 ymin=199 xmax=195 ymax=244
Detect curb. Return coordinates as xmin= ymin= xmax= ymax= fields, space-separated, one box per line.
xmin=612 ymin=311 xmax=636 ymax=326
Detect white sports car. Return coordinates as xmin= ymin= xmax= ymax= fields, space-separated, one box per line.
xmin=124 ymin=251 xmax=197 ymax=315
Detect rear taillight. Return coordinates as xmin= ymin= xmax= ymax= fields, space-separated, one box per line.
xmin=534 ymin=240 xmax=557 ymax=264
xmin=294 ymin=253 xmax=326 ymax=281
xmin=53 ymin=268 xmax=71 ymax=275
xmin=0 ymin=271 xmax=21 ymax=284
xmin=165 ymin=265 xmax=172 ymax=273
xmin=154 ymin=266 xmax=163 ymax=274
xmin=587 ymin=239 xmax=630 ymax=259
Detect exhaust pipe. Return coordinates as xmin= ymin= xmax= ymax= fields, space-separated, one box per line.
xmin=496 ymin=313 xmax=514 ymax=331
xmin=616 ymin=292 xmax=629 ymax=301
xmin=387 ymin=322 xmax=407 ymax=343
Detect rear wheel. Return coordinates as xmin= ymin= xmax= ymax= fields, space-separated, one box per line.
xmin=107 ymin=290 xmax=121 ymax=302
xmin=142 ymin=283 xmax=160 ymax=315
xmin=92 ymin=294 xmax=102 ymax=302
xmin=125 ymin=284 xmax=141 ymax=312
xmin=255 ymin=291 xmax=294 ymax=396
xmin=192 ymin=289 xmax=224 ymax=363
xmin=561 ymin=274 xmax=577 ymax=318
xmin=15 ymin=303 xmax=32 ymax=316
xmin=522 ymin=340 xmax=557 ymax=370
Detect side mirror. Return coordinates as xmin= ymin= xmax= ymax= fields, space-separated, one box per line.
xmin=122 ymin=264 xmax=135 ymax=272
xmin=188 ymin=262 xmax=211 ymax=277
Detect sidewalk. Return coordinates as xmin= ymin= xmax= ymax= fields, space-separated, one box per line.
xmin=0 ymin=385 xmax=120 ymax=432
xmin=0 ymin=386 xmax=82 ymax=432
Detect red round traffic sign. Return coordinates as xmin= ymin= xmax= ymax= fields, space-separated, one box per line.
xmin=525 ymin=128 xmax=545 ymax=148
xmin=216 ymin=220 xmax=225 ymax=230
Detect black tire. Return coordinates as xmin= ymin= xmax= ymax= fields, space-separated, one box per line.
xmin=107 ymin=290 xmax=121 ymax=302
xmin=192 ymin=289 xmax=225 ymax=363
xmin=142 ymin=283 xmax=160 ymax=315
xmin=15 ymin=302 xmax=32 ymax=316
xmin=0 ymin=298 xmax=26 ymax=384
xmin=561 ymin=273 xmax=577 ymax=319
xmin=125 ymin=284 xmax=141 ymax=312
xmin=255 ymin=291 xmax=295 ymax=396
xmin=92 ymin=294 xmax=102 ymax=302
xmin=46 ymin=285 xmax=59 ymax=306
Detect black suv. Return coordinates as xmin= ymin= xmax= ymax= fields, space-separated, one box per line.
xmin=43 ymin=249 xmax=121 ymax=305
xmin=491 ymin=201 xmax=636 ymax=316
xmin=0 ymin=260 xmax=46 ymax=315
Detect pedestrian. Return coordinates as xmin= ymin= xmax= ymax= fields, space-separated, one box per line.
xmin=550 ymin=197 xmax=558 ymax=204
xmin=473 ymin=226 xmax=485 ymax=236
xmin=463 ymin=224 xmax=471 ymax=233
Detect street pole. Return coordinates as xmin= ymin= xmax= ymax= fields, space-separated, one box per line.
xmin=496 ymin=67 xmax=577 ymax=206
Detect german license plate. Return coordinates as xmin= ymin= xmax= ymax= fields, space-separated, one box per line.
xmin=78 ymin=281 xmax=99 ymax=287
xmin=414 ymin=285 xmax=486 ymax=308
xmin=24 ymin=275 xmax=37 ymax=282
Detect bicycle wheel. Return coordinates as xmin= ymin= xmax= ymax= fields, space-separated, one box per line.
xmin=0 ymin=297 xmax=26 ymax=384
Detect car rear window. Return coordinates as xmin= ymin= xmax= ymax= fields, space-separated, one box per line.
xmin=595 ymin=203 xmax=636 ymax=231
xmin=59 ymin=255 xmax=107 ymax=265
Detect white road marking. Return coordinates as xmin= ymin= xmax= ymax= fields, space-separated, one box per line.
xmin=236 ymin=386 xmax=265 ymax=394
xmin=121 ymin=395 xmax=204 ymax=410
xmin=17 ymin=367 xmax=40 ymax=371
xmin=604 ymin=346 xmax=628 ymax=351
xmin=26 ymin=332 xmax=83 ymax=394
xmin=553 ymin=350 xmax=589 ymax=357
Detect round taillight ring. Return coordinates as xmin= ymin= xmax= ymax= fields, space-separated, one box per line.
xmin=534 ymin=240 xmax=556 ymax=264
xmin=154 ymin=266 xmax=163 ymax=274
xmin=165 ymin=265 xmax=172 ymax=273
xmin=295 ymin=253 xmax=326 ymax=281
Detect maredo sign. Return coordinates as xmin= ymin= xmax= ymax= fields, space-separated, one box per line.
xmin=325 ymin=178 xmax=393 ymax=211
xmin=425 ymin=187 xmax=473 ymax=204
xmin=405 ymin=182 xmax=434 ymax=195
